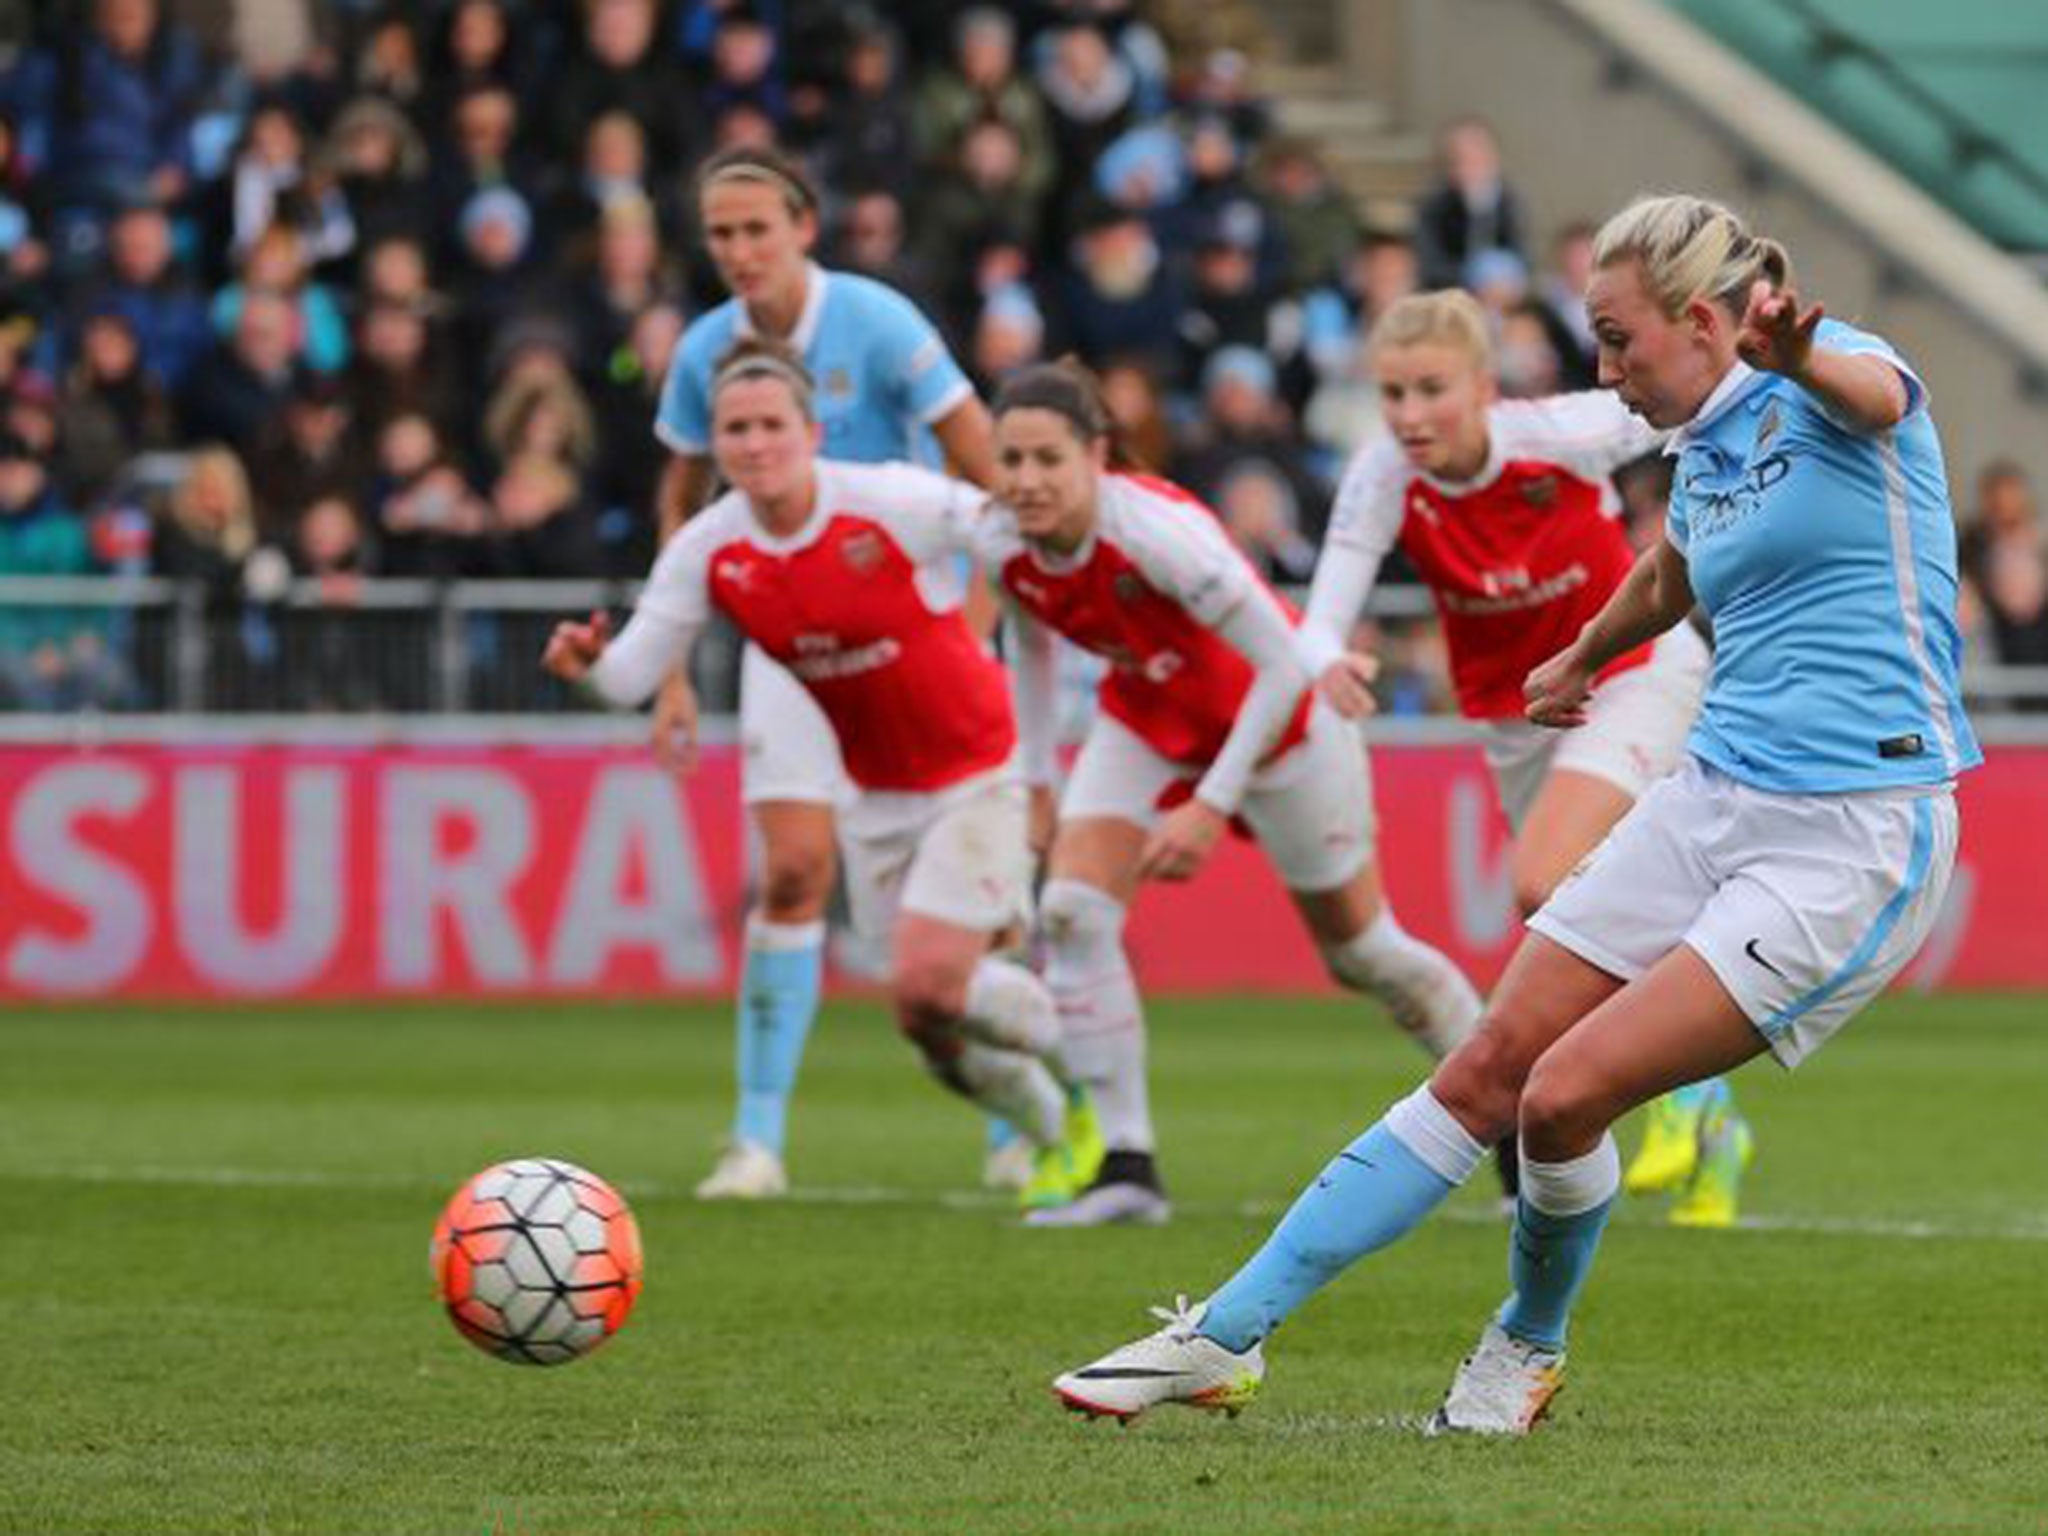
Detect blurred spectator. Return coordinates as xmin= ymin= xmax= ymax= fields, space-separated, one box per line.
xmin=487 ymin=451 xmax=599 ymax=576
xmin=1174 ymin=345 xmax=1325 ymax=580
xmin=1463 ymin=246 xmax=1532 ymax=325
xmin=830 ymin=187 xmax=938 ymax=316
xmin=704 ymin=9 xmax=785 ymax=129
xmin=482 ymin=360 xmax=598 ymax=478
xmin=246 ymin=366 xmax=368 ymax=540
xmin=293 ymin=491 xmax=368 ymax=579
xmin=448 ymin=185 xmax=546 ymax=367
xmin=0 ymin=433 xmax=130 ymax=709
xmin=0 ymin=110 xmax=49 ymax=310
xmin=1096 ymin=358 xmax=1172 ymax=472
xmin=815 ymin=12 xmax=915 ymax=199
xmin=549 ymin=0 xmax=692 ymax=170
xmin=357 ymin=232 xmax=440 ymax=314
xmin=1496 ymin=302 xmax=1564 ymax=400
xmin=1959 ymin=461 xmax=2048 ymax=670
xmin=1258 ymin=137 xmax=1360 ymax=294
xmin=180 ymin=287 xmax=303 ymax=455
xmin=69 ymin=198 xmax=212 ymax=392
xmin=1056 ymin=198 xmax=1182 ymax=377
xmin=370 ymin=411 xmax=489 ymax=579
xmin=588 ymin=298 xmax=683 ymax=575
xmin=318 ymin=96 xmax=431 ymax=263
xmin=917 ymin=116 xmax=1044 ymax=335
xmin=1169 ymin=46 xmax=1269 ymax=145
xmin=1301 ymin=230 xmax=1419 ymax=459
xmin=286 ymin=491 xmax=390 ymax=712
xmin=1037 ymin=24 xmax=1139 ymax=229
xmin=1174 ymin=202 xmax=1296 ymax=395
xmin=1413 ymin=116 xmax=1527 ymax=290
xmin=559 ymin=194 xmax=677 ymax=381
xmin=1 ymin=0 xmax=206 ymax=225
xmin=1536 ymin=219 xmax=1600 ymax=387
xmin=352 ymin=10 xmax=427 ymax=119
xmin=1167 ymin=113 xmax=1282 ymax=288
xmin=911 ymin=8 xmax=1053 ymax=208
xmin=427 ymin=83 xmax=541 ymax=265
xmin=57 ymin=305 xmax=175 ymax=505
xmin=210 ymin=223 xmax=351 ymax=375
xmin=227 ymin=98 xmax=355 ymax=266
xmin=968 ymin=282 xmax=1045 ymax=393
xmin=551 ymin=110 xmax=653 ymax=254
xmin=423 ymin=0 xmax=529 ymax=136
xmin=347 ymin=297 xmax=456 ymax=438
xmin=152 ymin=443 xmax=259 ymax=605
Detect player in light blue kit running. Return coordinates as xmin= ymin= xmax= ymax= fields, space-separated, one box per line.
xmin=1052 ymin=193 xmax=1976 ymax=1433
xmin=648 ymin=147 xmax=1005 ymax=1201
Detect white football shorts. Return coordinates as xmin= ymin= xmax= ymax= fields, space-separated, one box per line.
xmin=838 ymin=766 xmax=1033 ymax=949
xmin=1530 ymin=756 xmax=1958 ymax=1067
xmin=738 ymin=642 xmax=851 ymax=808
xmin=1480 ymin=624 xmax=1709 ymax=832
xmin=1060 ymin=700 xmax=1378 ymax=892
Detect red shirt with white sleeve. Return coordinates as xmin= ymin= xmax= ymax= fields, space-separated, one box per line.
xmin=976 ymin=471 xmax=1310 ymax=814
xmin=1300 ymin=393 xmax=1663 ymax=720
xmin=590 ymin=460 xmax=1013 ymax=793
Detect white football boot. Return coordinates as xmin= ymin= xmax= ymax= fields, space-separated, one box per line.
xmin=1052 ymin=1296 xmax=1263 ymax=1423
xmin=694 ymin=1140 xmax=788 ymax=1200
xmin=1425 ymin=1322 xmax=1564 ymax=1436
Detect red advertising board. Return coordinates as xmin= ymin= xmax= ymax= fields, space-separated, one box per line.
xmin=1 ymin=743 xmax=2041 ymax=1000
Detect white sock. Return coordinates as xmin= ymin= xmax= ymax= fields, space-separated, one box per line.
xmin=961 ymin=955 xmax=1064 ymax=1072
xmin=1383 ymin=1084 xmax=1488 ymax=1185
xmin=1042 ymin=879 xmax=1152 ymax=1152
xmin=1322 ymin=909 xmax=1484 ymax=1058
xmin=1520 ymin=1133 xmax=1621 ymax=1216
xmin=950 ymin=1041 xmax=1065 ymax=1146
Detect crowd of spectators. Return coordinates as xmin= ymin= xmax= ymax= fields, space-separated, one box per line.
xmin=0 ymin=0 xmax=2037 ymax=713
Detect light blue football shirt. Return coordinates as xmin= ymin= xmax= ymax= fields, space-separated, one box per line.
xmin=1664 ymin=318 xmax=1980 ymax=793
xmin=654 ymin=263 xmax=972 ymax=466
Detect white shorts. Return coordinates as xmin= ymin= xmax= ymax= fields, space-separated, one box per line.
xmin=739 ymin=643 xmax=850 ymax=808
xmin=838 ymin=767 xmax=1034 ymax=949
xmin=1479 ymin=625 xmax=1709 ymax=831
xmin=1530 ymin=757 xmax=1958 ymax=1068
xmin=1060 ymin=701 xmax=1378 ymax=892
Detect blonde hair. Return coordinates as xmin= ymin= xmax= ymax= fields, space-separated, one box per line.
xmin=169 ymin=445 xmax=257 ymax=559
xmin=1367 ymin=290 xmax=1494 ymax=372
xmin=1592 ymin=194 xmax=1793 ymax=318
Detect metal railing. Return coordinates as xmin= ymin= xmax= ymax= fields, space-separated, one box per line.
xmin=2 ymin=574 xmax=2044 ymax=717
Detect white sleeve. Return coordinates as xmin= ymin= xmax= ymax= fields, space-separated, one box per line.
xmin=1193 ymin=583 xmax=1310 ymax=816
xmin=1005 ymin=605 xmax=1059 ymax=787
xmin=1496 ymin=392 xmax=1665 ymax=483
xmin=586 ymin=517 xmax=714 ymax=706
xmin=850 ymin=461 xmax=985 ymax=564
xmin=1299 ymin=435 xmax=1408 ymax=676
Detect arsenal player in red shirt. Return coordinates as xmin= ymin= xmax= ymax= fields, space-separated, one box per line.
xmin=980 ymin=363 xmax=1487 ymax=1227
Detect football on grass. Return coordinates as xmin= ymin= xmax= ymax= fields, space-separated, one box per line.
xmin=430 ymin=1158 xmax=643 ymax=1364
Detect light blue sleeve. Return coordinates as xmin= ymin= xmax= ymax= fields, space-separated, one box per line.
xmin=1664 ymin=455 xmax=1691 ymax=554
xmin=1813 ymin=317 xmax=1925 ymax=415
xmin=653 ymin=327 xmax=715 ymax=455
xmin=863 ymin=283 xmax=974 ymax=426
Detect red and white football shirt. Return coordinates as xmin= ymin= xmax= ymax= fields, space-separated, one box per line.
xmin=616 ymin=461 xmax=1013 ymax=793
xmin=976 ymin=471 xmax=1310 ymax=770
xmin=1303 ymin=392 xmax=1664 ymax=720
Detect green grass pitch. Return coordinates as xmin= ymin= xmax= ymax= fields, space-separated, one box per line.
xmin=4 ymin=993 xmax=2045 ymax=1535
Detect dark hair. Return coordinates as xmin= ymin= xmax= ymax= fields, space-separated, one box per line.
xmin=695 ymin=145 xmax=819 ymax=219
xmin=711 ymin=335 xmax=815 ymax=422
xmin=993 ymin=358 xmax=1156 ymax=470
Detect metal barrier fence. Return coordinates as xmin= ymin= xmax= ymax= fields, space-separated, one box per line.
xmin=3 ymin=575 xmax=2045 ymax=716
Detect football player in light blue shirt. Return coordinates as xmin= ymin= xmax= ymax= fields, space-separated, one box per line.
xmin=648 ymin=148 xmax=997 ymax=1202
xmin=1050 ymin=195 xmax=1975 ymax=1437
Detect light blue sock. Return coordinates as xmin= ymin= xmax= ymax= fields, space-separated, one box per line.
xmin=1496 ymin=1135 xmax=1621 ymax=1349
xmin=986 ymin=1117 xmax=1020 ymax=1151
xmin=1200 ymin=1089 xmax=1485 ymax=1352
xmin=732 ymin=920 xmax=825 ymax=1155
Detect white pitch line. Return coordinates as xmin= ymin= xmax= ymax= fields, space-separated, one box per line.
xmin=15 ymin=1162 xmax=2048 ymax=1245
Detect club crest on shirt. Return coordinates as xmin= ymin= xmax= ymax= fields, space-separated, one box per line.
xmin=715 ymin=557 xmax=756 ymax=592
xmin=822 ymin=367 xmax=855 ymax=401
xmin=1519 ymin=473 xmax=1558 ymax=509
xmin=1113 ymin=572 xmax=1146 ymax=604
xmin=840 ymin=529 xmax=884 ymax=572
xmin=1755 ymin=400 xmax=1784 ymax=453
xmin=1407 ymin=489 xmax=1440 ymax=527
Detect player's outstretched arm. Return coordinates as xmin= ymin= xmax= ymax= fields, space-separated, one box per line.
xmin=1737 ymin=280 xmax=1907 ymax=434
